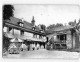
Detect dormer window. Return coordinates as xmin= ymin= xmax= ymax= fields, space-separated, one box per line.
xmin=20 ymin=23 xmax=23 ymax=27
xmin=21 ymin=23 xmax=23 ymax=27
xmin=33 ymin=34 xmax=37 ymax=38
xmin=41 ymin=30 xmax=43 ymax=33
xmin=39 ymin=30 xmax=43 ymax=33
xmin=19 ymin=23 xmax=21 ymax=26
xmin=32 ymin=26 xmax=36 ymax=30
xmin=18 ymin=22 xmax=23 ymax=27
xmin=18 ymin=19 xmax=24 ymax=27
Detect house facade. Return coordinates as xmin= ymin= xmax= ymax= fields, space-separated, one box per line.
xmin=3 ymin=16 xmax=80 ymax=51
xmin=46 ymin=25 xmax=80 ymax=50
xmin=3 ymin=16 xmax=46 ymax=51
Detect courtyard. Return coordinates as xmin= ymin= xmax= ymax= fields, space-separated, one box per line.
xmin=3 ymin=49 xmax=80 ymax=59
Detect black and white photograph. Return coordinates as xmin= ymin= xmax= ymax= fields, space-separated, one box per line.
xmin=2 ymin=3 xmax=80 ymax=59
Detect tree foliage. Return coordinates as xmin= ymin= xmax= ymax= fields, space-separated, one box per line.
xmin=3 ymin=33 xmax=10 ymax=51
xmin=39 ymin=24 xmax=46 ymax=31
xmin=68 ymin=20 xmax=76 ymax=26
xmin=47 ymin=23 xmax=63 ymax=29
xmin=3 ymin=4 xmax=14 ymax=20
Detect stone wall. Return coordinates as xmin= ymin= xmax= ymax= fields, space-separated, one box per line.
xmin=66 ymin=34 xmax=72 ymax=49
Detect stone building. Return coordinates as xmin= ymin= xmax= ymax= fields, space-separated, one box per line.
xmin=45 ymin=25 xmax=80 ymax=50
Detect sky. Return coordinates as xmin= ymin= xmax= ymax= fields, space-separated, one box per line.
xmin=14 ymin=5 xmax=80 ymax=27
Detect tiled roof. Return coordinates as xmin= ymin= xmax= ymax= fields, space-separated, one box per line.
xmin=23 ymin=21 xmax=40 ymax=31
xmin=4 ymin=17 xmax=46 ymax=35
xmin=45 ymin=25 xmax=73 ymax=34
xmin=9 ymin=17 xmax=21 ymax=25
xmin=23 ymin=20 xmax=40 ymax=31
xmin=5 ymin=17 xmax=40 ymax=31
xmin=23 ymin=21 xmax=33 ymax=29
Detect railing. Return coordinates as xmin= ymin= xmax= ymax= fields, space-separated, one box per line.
xmin=54 ymin=40 xmax=66 ymax=43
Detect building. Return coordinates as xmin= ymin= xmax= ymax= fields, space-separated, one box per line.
xmin=3 ymin=16 xmax=80 ymax=51
xmin=3 ymin=16 xmax=46 ymax=52
xmin=45 ymin=25 xmax=80 ymax=50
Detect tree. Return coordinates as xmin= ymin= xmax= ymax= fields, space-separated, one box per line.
xmin=3 ymin=5 xmax=14 ymax=52
xmin=68 ymin=20 xmax=76 ymax=26
xmin=3 ymin=4 xmax=14 ymax=20
xmin=47 ymin=24 xmax=55 ymax=29
xmin=39 ymin=24 xmax=46 ymax=31
xmin=47 ymin=23 xmax=63 ymax=29
xmin=3 ymin=33 xmax=10 ymax=51
xmin=55 ymin=23 xmax=63 ymax=27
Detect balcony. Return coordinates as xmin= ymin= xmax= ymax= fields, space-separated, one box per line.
xmin=20 ymin=35 xmax=46 ymax=42
xmin=54 ymin=40 xmax=66 ymax=43
xmin=4 ymin=32 xmax=46 ymax=42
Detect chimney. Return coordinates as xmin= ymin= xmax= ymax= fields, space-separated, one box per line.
xmin=31 ymin=16 xmax=35 ymax=26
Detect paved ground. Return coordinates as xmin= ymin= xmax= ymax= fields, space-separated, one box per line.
xmin=3 ymin=49 xmax=80 ymax=59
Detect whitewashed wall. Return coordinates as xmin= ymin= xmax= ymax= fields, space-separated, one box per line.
xmin=13 ymin=29 xmax=20 ymax=35
xmin=3 ymin=26 xmax=7 ymax=32
xmin=24 ymin=32 xmax=33 ymax=37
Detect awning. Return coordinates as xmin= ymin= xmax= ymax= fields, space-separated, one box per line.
xmin=10 ymin=38 xmax=24 ymax=42
xmin=9 ymin=43 xmax=17 ymax=49
xmin=20 ymin=35 xmax=46 ymax=42
xmin=4 ymin=32 xmax=14 ymax=38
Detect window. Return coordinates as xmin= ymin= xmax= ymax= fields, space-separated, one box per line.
xmin=46 ymin=37 xmax=48 ymax=43
xmin=33 ymin=34 xmax=35 ymax=38
xmin=57 ymin=34 xmax=66 ymax=42
xmin=41 ymin=30 xmax=44 ymax=33
xmin=37 ymin=35 xmax=39 ymax=38
xmin=39 ymin=35 xmax=42 ymax=39
xmin=19 ymin=23 xmax=21 ymax=26
xmin=33 ymin=34 xmax=37 ymax=38
xmin=21 ymin=30 xmax=24 ymax=35
xmin=9 ymin=27 xmax=12 ymax=31
xmin=35 ymin=35 xmax=37 ymax=38
xmin=18 ymin=22 xmax=23 ymax=27
xmin=32 ymin=27 xmax=35 ymax=30
xmin=21 ymin=23 xmax=23 ymax=27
